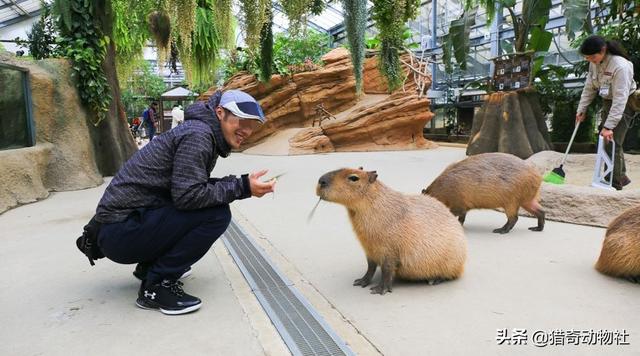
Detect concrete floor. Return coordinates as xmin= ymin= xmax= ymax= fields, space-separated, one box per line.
xmin=2 ymin=146 xmax=639 ymax=355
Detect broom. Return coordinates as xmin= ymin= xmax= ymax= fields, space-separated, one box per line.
xmin=543 ymin=121 xmax=581 ymax=184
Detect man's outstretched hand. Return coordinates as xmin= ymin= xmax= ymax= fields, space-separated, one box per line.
xmin=249 ymin=170 xmax=276 ymax=197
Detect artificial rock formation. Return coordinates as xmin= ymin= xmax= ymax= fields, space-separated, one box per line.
xmin=201 ymin=47 xmax=358 ymax=146
xmin=363 ymin=53 xmax=426 ymax=95
xmin=527 ymin=151 xmax=640 ymax=227
xmin=0 ymin=53 xmax=103 ymax=214
xmin=201 ymin=47 xmax=435 ymax=153
xmin=466 ymin=88 xmax=553 ymax=159
xmin=289 ymin=91 xmax=436 ymax=154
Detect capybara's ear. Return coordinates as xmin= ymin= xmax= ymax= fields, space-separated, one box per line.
xmin=368 ymin=171 xmax=378 ymax=183
xmin=358 ymin=166 xmax=364 ymax=170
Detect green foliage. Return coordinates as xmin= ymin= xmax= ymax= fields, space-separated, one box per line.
xmin=121 ymin=60 xmax=166 ymax=118
xmin=365 ymin=36 xmax=382 ymax=50
xmin=310 ymin=0 xmax=325 ymax=14
xmin=563 ymin=0 xmax=591 ymax=41
xmin=597 ymin=13 xmax=640 ymax=83
xmin=24 ymin=1 xmax=57 ymax=59
xmin=220 ymin=49 xmax=259 ymax=82
xmin=443 ymin=10 xmax=476 ymax=72
xmin=221 ymin=30 xmax=330 ymax=82
xmin=371 ymin=0 xmax=420 ymax=91
xmin=464 ymin=0 xmax=497 ymax=25
xmin=280 ymin=0 xmax=320 ymax=36
xmin=190 ymin=1 xmax=228 ymax=88
xmin=534 ymin=65 xmax=595 ymax=143
xmin=342 ymin=0 xmax=368 ymax=94
xmin=272 ymin=30 xmax=330 ymax=75
xmin=112 ymin=0 xmax=154 ymax=80
xmin=259 ymin=7 xmax=274 ymax=82
xmin=169 ymin=0 xmax=198 ymax=55
xmin=148 ymin=10 xmax=171 ymax=51
xmin=53 ymin=0 xmax=111 ymax=125
xmin=239 ymin=0 xmax=269 ymax=52
xmin=449 ymin=0 xmax=552 ymax=76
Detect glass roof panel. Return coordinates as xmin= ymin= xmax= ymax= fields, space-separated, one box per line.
xmin=0 ymin=0 xmax=42 ymax=29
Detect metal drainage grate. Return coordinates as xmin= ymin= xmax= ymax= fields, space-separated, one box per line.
xmin=222 ymin=220 xmax=354 ymax=356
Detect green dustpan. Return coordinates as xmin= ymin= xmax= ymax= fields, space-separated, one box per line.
xmin=543 ymin=122 xmax=580 ymax=185
xmin=543 ymin=169 xmax=565 ymax=184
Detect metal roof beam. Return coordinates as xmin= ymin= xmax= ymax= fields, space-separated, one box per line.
xmin=0 ymin=8 xmax=40 ymax=29
xmin=5 ymin=0 xmax=30 ymax=15
xmin=0 ymin=0 xmax=30 ymax=11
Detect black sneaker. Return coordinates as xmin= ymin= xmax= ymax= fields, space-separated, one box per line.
xmin=133 ymin=264 xmax=192 ymax=281
xmin=136 ymin=280 xmax=201 ymax=315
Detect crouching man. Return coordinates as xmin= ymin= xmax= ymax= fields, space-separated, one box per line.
xmin=94 ymin=90 xmax=274 ymax=315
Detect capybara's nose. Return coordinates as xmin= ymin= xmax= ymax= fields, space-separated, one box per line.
xmin=318 ymin=178 xmax=328 ymax=189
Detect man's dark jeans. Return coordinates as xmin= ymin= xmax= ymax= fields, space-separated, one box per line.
xmin=97 ymin=204 xmax=231 ymax=284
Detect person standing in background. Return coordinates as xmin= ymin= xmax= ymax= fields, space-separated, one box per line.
xmin=171 ymin=104 xmax=184 ymax=129
xmin=142 ymin=102 xmax=159 ymax=140
xmin=576 ymin=35 xmax=637 ymax=190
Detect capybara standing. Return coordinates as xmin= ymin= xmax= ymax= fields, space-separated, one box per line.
xmin=595 ymin=206 xmax=640 ymax=283
xmin=316 ymin=168 xmax=467 ymax=295
xmin=423 ymin=152 xmax=545 ymax=234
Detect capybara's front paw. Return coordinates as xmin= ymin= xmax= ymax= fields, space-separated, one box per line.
xmin=528 ymin=226 xmax=543 ymax=232
xmin=492 ymin=227 xmax=509 ymax=234
xmin=370 ymin=284 xmax=391 ymax=295
xmin=353 ymin=277 xmax=371 ymax=287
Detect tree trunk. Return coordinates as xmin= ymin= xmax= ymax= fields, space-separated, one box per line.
xmin=466 ymin=88 xmax=552 ymax=159
xmin=90 ymin=0 xmax=137 ymax=176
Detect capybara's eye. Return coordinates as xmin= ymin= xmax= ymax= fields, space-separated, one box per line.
xmin=348 ymin=175 xmax=360 ymax=182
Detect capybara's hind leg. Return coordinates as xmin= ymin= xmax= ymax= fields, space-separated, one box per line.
xmin=522 ymin=199 xmax=545 ymax=231
xmin=452 ymin=209 xmax=467 ymax=225
xmin=493 ymin=205 xmax=518 ymax=234
xmin=354 ymin=259 xmax=377 ymax=287
xmin=370 ymin=259 xmax=397 ymax=295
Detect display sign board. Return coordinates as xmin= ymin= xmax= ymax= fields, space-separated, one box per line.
xmin=492 ymin=53 xmax=533 ymax=92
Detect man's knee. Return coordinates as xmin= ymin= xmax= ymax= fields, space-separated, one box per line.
xmin=203 ymin=204 xmax=231 ymax=229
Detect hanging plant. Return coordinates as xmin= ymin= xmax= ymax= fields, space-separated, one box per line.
xmin=165 ymin=0 xmax=197 ymax=76
xmin=342 ymin=0 xmax=367 ymax=95
xmin=239 ymin=0 xmax=269 ymax=51
xmin=189 ymin=0 xmax=233 ymax=87
xmin=53 ymin=0 xmax=111 ymax=125
xmin=259 ymin=6 xmax=274 ymax=82
xmin=372 ymin=0 xmax=420 ymax=91
xmin=113 ymin=0 xmax=153 ymax=81
xmin=311 ymin=0 xmax=325 ymax=15
xmin=280 ymin=0 xmax=317 ymax=36
xmin=148 ymin=10 xmax=171 ymax=50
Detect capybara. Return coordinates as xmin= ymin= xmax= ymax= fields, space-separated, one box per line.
xmin=423 ymin=152 xmax=545 ymax=234
xmin=595 ymin=206 xmax=640 ymax=283
xmin=316 ymin=168 xmax=467 ymax=295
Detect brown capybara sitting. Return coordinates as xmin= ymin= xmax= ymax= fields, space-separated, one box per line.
xmin=316 ymin=168 xmax=467 ymax=295
xmin=595 ymin=206 xmax=640 ymax=283
xmin=423 ymin=152 xmax=545 ymax=234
